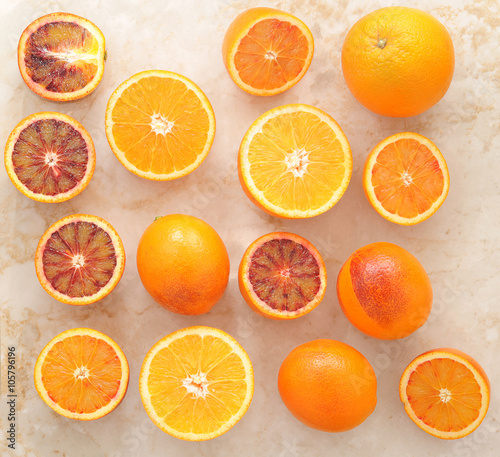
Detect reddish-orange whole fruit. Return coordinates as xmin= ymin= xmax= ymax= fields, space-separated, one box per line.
xmin=278 ymin=339 xmax=377 ymax=432
xmin=337 ymin=242 xmax=432 ymax=340
xmin=136 ymin=214 xmax=229 ymax=315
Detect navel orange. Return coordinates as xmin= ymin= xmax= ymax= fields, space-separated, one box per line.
xmin=139 ymin=326 xmax=254 ymax=441
xmin=136 ymin=214 xmax=229 ymax=315
xmin=342 ymin=7 xmax=454 ymax=117
xmin=336 ymin=242 xmax=432 ymax=340
xmin=222 ymin=7 xmax=314 ymax=96
xmin=4 ymin=112 xmax=95 ymax=203
xmin=400 ymin=348 xmax=490 ymax=439
xmin=278 ymin=339 xmax=377 ymax=432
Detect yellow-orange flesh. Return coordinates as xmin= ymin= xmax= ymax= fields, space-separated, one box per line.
xmin=42 ymin=221 xmax=117 ymax=298
xmin=12 ymin=119 xmax=89 ymax=196
xmin=235 ymin=19 xmax=309 ymax=90
xmin=370 ymin=138 xmax=444 ymax=218
xmin=141 ymin=328 xmax=253 ymax=440
xmin=248 ymin=238 xmax=321 ymax=311
xmin=406 ymin=357 xmax=482 ymax=432
xmin=24 ymin=21 xmax=99 ymax=93
xmin=41 ymin=334 xmax=123 ymax=414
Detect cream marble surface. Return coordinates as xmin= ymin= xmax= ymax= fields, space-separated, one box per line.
xmin=1 ymin=0 xmax=499 ymax=455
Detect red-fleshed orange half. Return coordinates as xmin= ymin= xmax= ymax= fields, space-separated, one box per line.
xmin=18 ymin=12 xmax=106 ymax=101
xmin=35 ymin=214 xmax=125 ymax=305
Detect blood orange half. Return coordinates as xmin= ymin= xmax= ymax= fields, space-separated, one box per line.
xmin=34 ymin=328 xmax=129 ymax=420
xmin=4 ymin=112 xmax=95 ymax=203
xmin=18 ymin=12 xmax=106 ymax=101
xmin=238 ymin=232 xmax=326 ymax=319
xmin=35 ymin=214 xmax=125 ymax=305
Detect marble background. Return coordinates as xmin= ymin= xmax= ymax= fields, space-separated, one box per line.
xmin=1 ymin=0 xmax=499 ymax=455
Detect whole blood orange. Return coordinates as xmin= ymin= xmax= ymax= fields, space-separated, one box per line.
xmin=136 ymin=215 xmax=229 ymax=315
xmin=238 ymin=232 xmax=326 ymax=319
xmin=278 ymin=339 xmax=377 ymax=432
xmin=336 ymin=242 xmax=432 ymax=340
xmin=18 ymin=13 xmax=106 ymax=101
xmin=341 ymin=7 xmax=454 ymax=117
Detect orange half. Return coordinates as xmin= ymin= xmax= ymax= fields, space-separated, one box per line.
xmin=363 ymin=132 xmax=450 ymax=225
xmin=222 ymin=7 xmax=314 ymax=96
xmin=238 ymin=104 xmax=352 ymax=218
xmin=18 ymin=12 xmax=106 ymax=101
xmin=105 ymin=70 xmax=216 ymax=181
xmin=139 ymin=326 xmax=254 ymax=441
xmin=400 ymin=348 xmax=490 ymax=439
xmin=34 ymin=328 xmax=129 ymax=420
xmin=4 ymin=112 xmax=95 ymax=203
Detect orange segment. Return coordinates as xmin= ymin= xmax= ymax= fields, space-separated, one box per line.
xmin=400 ymin=348 xmax=490 ymax=439
xmin=139 ymin=326 xmax=254 ymax=441
xmin=18 ymin=13 xmax=106 ymax=101
xmin=223 ymin=7 xmax=314 ymax=96
xmin=238 ymin=104 xmax=352 ymax=218
xmin=4 ymin=112 xmax=95 ymax=203
xmin=105 ymin=70 xmax=215 ymax=180
xmin=363 ymin=132 xmax=450 ymax=225
xmin=238 ymin=232 xmax=327 ymax=319
xmin=35 ymin=214 xmax=125 ymax=305
xmin=34 ymin=328 xmax=129 ymax=420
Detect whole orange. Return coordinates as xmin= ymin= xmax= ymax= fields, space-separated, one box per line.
xmin=278 ymin=339 xmax=377 ymax=432
xmin=341 ymin=6 xmax=454 ymax=117
xmin=337 ymin=242 xmax=432 ymax=340
xmin=136 ymin=214 xmax=229 ymax=315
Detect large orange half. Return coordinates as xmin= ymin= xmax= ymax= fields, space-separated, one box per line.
xmin=238 ymin=104 xmax=352 ymax=218
xmin=222 ymin=7 xmax=314 ymax=96
xmin=34 ymin=328 xmax=129 ymax=420
xmin=400 ymin=348 xmax=490 ymax=439
xmin=105 ymin=70 xmax=215 ymax=181
xmin=363 ymin=132 xmax=450 ymax=225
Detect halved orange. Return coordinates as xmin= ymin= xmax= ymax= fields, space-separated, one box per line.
xmin=238 ymin=232 xmax=326 ymax=319
xmin=400 ymin=348 xmax=490 ymax=439
xmin=105 ymin=70 xmax=216 ymax=181
xmin=139 ymin=326 xmax=254 ymax=441
xmin=4 ymin=112 xmax=95 ymax=203
xmin=363 ymin=132 xmax=450 ymax=225
xmin=34 ymin=328 xmax=129 ymax=420
xmin=222 ymin=7 xmax=314 ymax=96
xmin=238 ymin=104 xmax=352 ymax=218
xmin=35 ymin=214 xmax=125 ymax=305
xmin=18 ymin=12 xmax=106 ymax=101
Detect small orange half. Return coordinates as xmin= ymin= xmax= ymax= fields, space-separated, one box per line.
xmin=18 ymin=12 xmax=106 ymax=101
xmin=238 ymin=232 xmax=327 ymax=319
xmin=400 ymin=348 xmax=490 ymax=439
xmin=105 ymin=70 xmax=216 ymax=181
xmin=34 ymin=328 xmax=129 ymax=420
xmin=222 ymin=7 xmax=314 ymax=96
xmin=363 ymin=132 xmax=450 ymax=225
